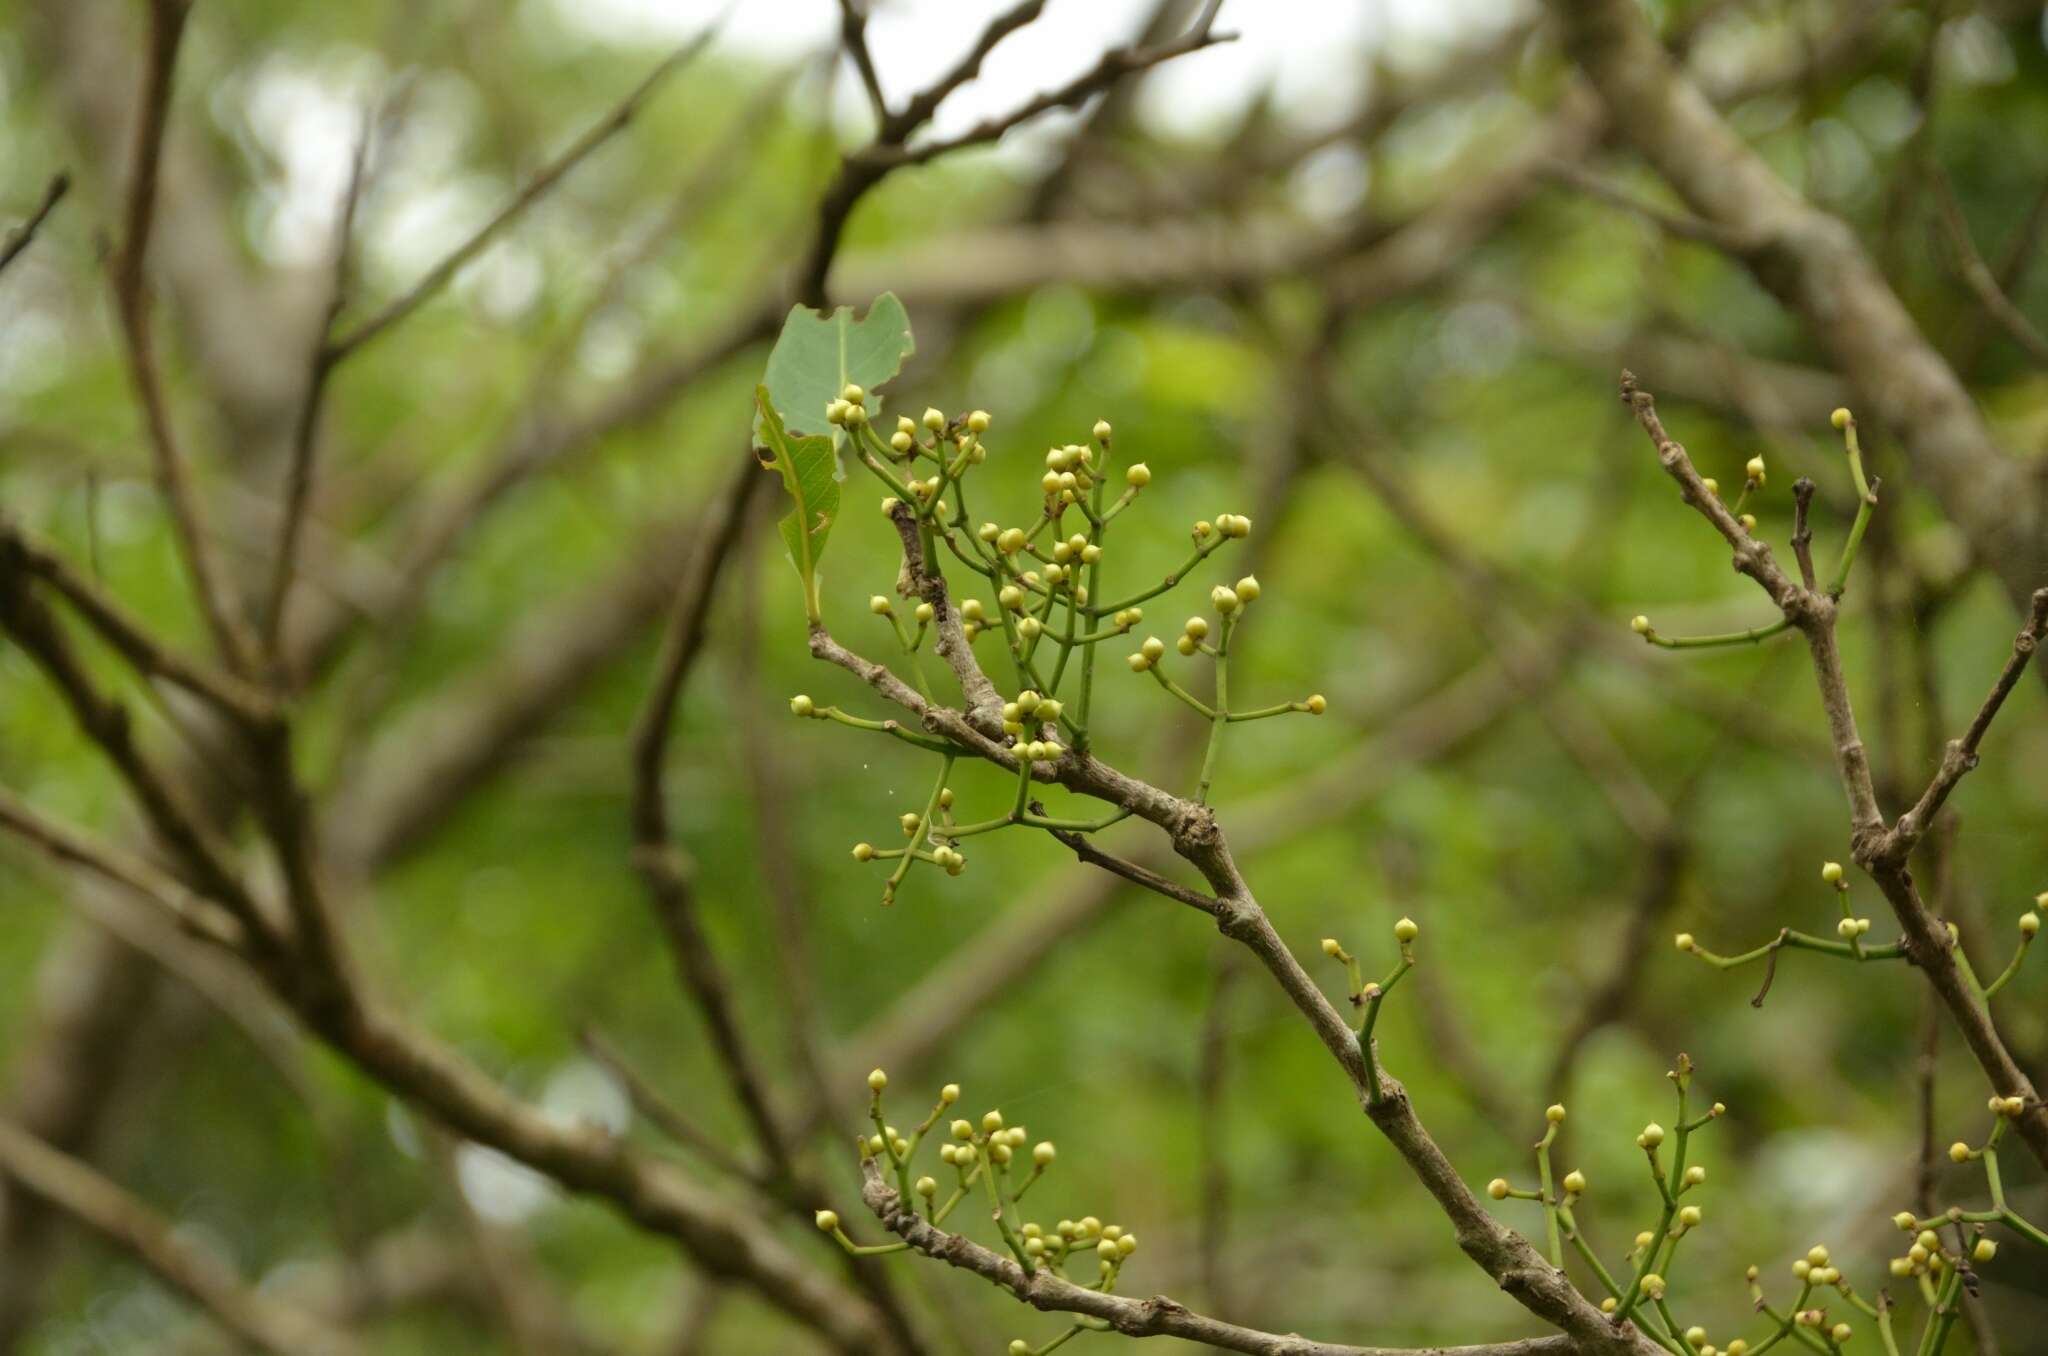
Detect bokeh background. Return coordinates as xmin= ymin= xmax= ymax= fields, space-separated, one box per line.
xmin=3 ymin=0 xmax=2047 ymax=1352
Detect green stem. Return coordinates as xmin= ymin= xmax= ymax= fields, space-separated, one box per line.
xmin=1643 ymin=616 xmax=1794 ymax=649
xmin=1827 ymin=420 xmax=1878 ymax=598
xmin=1195 ymin=614 xmax=1233 ymax=804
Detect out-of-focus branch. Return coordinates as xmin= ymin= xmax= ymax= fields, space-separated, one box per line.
xmin=835 ymin=0 xmax=889 ymax=125
xmin=1930 ymin=164 xmax=2048 ymax=371
xmin=1551 ymin=0 xmax=2045 ymax=615
xmin=0 ymin=525 xmax=276 ymax=728
xmin=325 ymin=29 xmax=714 ymax=359
xmin=110 ymin=0 xmax=256 ymax=675
xmin=261 ymin=107 xmax=372 ymax=664
xmin=0 ymin=1120 xmax=363 ymax=1356
xmin=0 ymin=172 xmax=68 ymax=276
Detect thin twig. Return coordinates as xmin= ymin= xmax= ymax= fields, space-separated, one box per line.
xmin=1893 ymin=587 xmax=2048 ymax=849
xmin=1 ymin=525 xmax=277 ymax=727
xmin=111 ymin=0 xmax=256 ymax=675
xmin=326 ymin=27 xmax=715 ymax=358
xmin=1930 ymin=163 xmax=2048 ymax=370
xmin=836 ymin=0 xmax=889 ymax=125
xmin=0 ymin=1120 xmax=363 ymax=1356
xmin=0 ymin=172 xmax=69 ymax=276
xmin=262 ymin=101 xmax=374 ymax=663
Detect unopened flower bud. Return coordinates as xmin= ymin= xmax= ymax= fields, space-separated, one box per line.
xmin=1235 ymin=575 xmax=1261 ymax=601
xmin=1679 ymin=1205 xmax=1702 ymax=1227
xmin=1034 ymin=1141 xmax=1055 ymax=1166
xmin=1683 ymin=1165 xmax=1705 ymax=1187
xmin=1093 ymin=419 xmax=1112 ymax=442
xmin=1821 ymin=861 xmax=1844 ymax=885
xmin=1487 ymin=1178 xmax=1510 ymax=1200
xmin=1950 ymin=1141 xmax=1972 ymax=1163
xmin=940 ymin=1083 xmax=960 ymax=1104
xmin=868 ymin=1068 xmax=888 ymax=1092
xmin=1631 ymin=615 xmax=1651 ymax=635
xmin=815 ymin=1210 xmax=838 ymax=1232
xmin=1564 ymin=1170 xmax=1587 ymax=1194
xmin=870 ymin=595 xmax=893 ymax=616
xmin=852 ymin=842 xmax=875 ymax=861
xmin=1305 ymin=693 xmax=1327 ymax=714
xmin=1746 ymin=456 xmax=1766 ymax=483
xmin=1141 ymin=636 xmax=1166 ymax=661
xmin=1638 ymin=1123 xmax=1666 ymax=1149
xmin=1394 ymin=917 xmax=1420 ymax=943
xmin=1973 ymin=1238 xmax=1997 ymax=1263
xmin=1125 ymin=462 xmax=1151 ymax=487
xmin=790 ymin=694 xmax=815 ymax=717
xmin=967 ymin=410 xmax=991 ymax=433
xmin=891 ymin=430 xmax=914 ymax=453
xmin=1831 ymin=407 xmax=1852 ymax=430
xmin=2021 ymin=912 xmax=2040 ymax=937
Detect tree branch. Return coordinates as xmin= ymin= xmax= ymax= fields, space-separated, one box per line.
xmin=1619 ymin=374 xmax=2048 ymax=1171
xmin=860 ymin=1160 xmax=1578 ymax=1356
xmin=111 ymin=0 xmax=256 ymax=674
xmin=0 ymin=1119 xmax=363 ymax=1356
xmin=325 ymin=28 xmax=714 ymax=358
xmin=0 ymin=171 xmax=68 ymax=276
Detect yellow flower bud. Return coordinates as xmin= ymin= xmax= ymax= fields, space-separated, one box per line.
xmin=967 ymin=410 xmax=990 ymax=433
xmin=1831 ymin=407 xmax=1851 ymax=430
xmin=1487 ymin=1178 xmax=1510 ymax=1200
xmin=1564 ymin=1170 xmax=1587 ymax=1194
xmin=852 ymin=842 xmax=875 ymax=861
xmin=868 ymin=1068 xmax=888 ymax=1092
xmin=1746 ymin=456 xmax=1766 ymax=483
xmin=1546 ymin=1104 xmax=1567 ymax=1124
xmin=1821 ymin=861 xmax=1844 ymax=885
xmin=1973 ymin=1237 xmax=1996 ymax=1263
xmin=815 ymin=1210 xmax=839 ymax=1232
xmin=1638 ymin=1123 xmax=1665 ymax=1149
xmin=1306 ymin=694 xmax=1327 ymax=714
xmin=1630 ymin=615 xmax=1651 ymax=635
xmin=1394 ymin=917 xmax=1420 ymax=943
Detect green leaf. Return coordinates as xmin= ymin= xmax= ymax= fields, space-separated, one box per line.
xmin=755 ymin=385 xmax=839 ymax=623
xmin=755 ymin=292 xmax=916 ymax=448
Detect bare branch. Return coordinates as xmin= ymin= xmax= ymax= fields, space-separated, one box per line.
xmin=0 ymin=1120 xmax=363 ymax=1356
xmin=1550 ymin=0 xmax=2045 ymax=619
xmin=1893 ymin=588 xmax=2048 ymax=849
xmin=1045 ymin=824 xmax=1217 ymax=912
xmin=0 ymin=171 xmax=68 ymax=276
xmin=1 ymin=524 xmax=277 ymax=728
xmin=1930 ymin=164 xmax=2048 ymax=370
xmin=326 ymin=27 xmax=715 ymax=358
xmin=836 ymin=0 xmax=889 ymax=125
xmin=262 ymin=102 xmax=374 ymax=663
xmin=0 ymin=784 xmax=246 ymax=951
xmin=111 ymin=0 xmax=257 ymax=674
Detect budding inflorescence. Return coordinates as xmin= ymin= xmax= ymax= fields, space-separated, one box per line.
xmin=824 ymin=1069 xmax=1141 ymax=1353
xmin=776 ymin=360 xmax=1331 ymax=902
